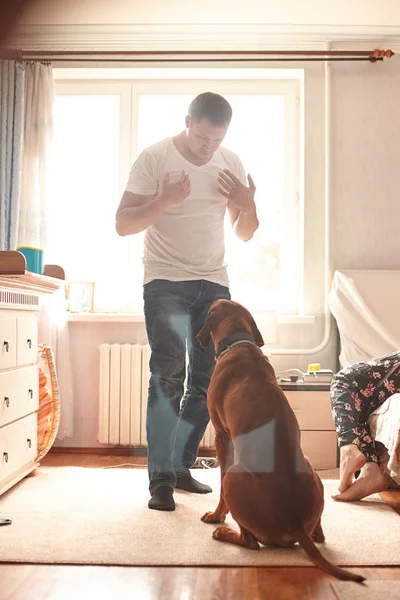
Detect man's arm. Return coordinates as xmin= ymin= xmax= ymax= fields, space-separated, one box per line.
xmin=218 ymin=169 xmax=259 ymax=242
xmin=115 ymin=171 xmax=190 ymax=236
xmin=116 ymin=191 xmax=167 ymax=236
xmin=227 ymin=200 xmax=259 ymax=242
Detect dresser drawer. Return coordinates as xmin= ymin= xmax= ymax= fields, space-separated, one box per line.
xmin=0 ymin=317 xmax=17 ymax=370
xmin=300 ymin=431 xmax=338 ymax=470
xmin=285 ymin=391 xmax=334 ymax=431
xmin=17 ymin=317 xmax=38 ymax=366
xmin=0 ymin=413 xmax=37 ymax=480
xmin=0 ymin=366 xmax=39 ymax=427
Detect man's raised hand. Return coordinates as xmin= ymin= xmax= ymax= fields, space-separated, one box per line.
xmin=217 ymin=169 xmax=256 ymax=213
xmin=159 ymin=171 xmax=191 ymax=206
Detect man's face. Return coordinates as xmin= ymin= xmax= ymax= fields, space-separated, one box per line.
xmin=185 ymin=116 xmax=229 ymax=161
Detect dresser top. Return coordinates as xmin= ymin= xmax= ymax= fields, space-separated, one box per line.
xmin=0 ymin=272 xmax=63 ymax=294
xmin=0 ymin=251 xmax=64 ymax=295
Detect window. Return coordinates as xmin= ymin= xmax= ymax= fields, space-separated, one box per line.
xmin=48 ymin=69 xmax=302 ymax=315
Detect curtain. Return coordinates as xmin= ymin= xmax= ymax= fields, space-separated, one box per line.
xmin=1 ymin=60 xmax=74 ymax=438
xmin=23 ymin=63 xmax=74 ymax=439
xmin=0 ymin=60 xmax=25 ymax=250
xmin=0 ymin=60 xmax=54 ymax=251
xmin=18 ymin=61 xmax=54 ymax=250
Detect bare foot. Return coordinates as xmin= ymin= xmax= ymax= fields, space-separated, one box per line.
xmin=338 ymin=444 xmax=366 ymax=493
xmin=332 ymin=462 xmax=388 ymax=502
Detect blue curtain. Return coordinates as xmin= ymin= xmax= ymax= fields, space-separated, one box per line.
xmin=0 ymin=60 xmax=25 ymax=251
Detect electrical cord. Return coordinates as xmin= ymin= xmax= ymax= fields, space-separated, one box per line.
xmin=275 ymin=368 xmax=305 ymax=379
xmin=101 ymin=462 xmax=147 ymax=469
xmin=99 ymin=458 xmax=219 ymax=469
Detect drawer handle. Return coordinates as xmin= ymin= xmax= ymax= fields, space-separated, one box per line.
xmin=3 ymin=341 xmax=9 ymax=352
xmin=3 ymin=452 xmax=8 ymax=463
xmin=4 ymin=397 xmax=10 ymax=408
xmin=27 ymin=439 xmax=32 ymax=448
xmin=27 ymin=338 xmax=32 ymax=349
xmin=28 ymin=389 xmax=33 ymax=399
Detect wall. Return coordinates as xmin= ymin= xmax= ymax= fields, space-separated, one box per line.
xmin=331 ymin=55 xmax=400 ymax=271
xmin=18 ymin=0 xmax=400 ymax=27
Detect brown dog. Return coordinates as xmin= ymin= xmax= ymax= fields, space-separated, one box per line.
xmin=197 ymin=299 xmax=364 ymax=583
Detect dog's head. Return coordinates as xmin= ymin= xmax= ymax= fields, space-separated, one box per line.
xmin=197 ymin=299 xmax=264 ymax=350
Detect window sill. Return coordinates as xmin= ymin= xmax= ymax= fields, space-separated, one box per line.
xmin=66 ymin=312 xmax=316 ymax=325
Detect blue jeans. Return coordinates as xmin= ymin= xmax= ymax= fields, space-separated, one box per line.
xmin=143 ymin=279 xmax=231 ymax=494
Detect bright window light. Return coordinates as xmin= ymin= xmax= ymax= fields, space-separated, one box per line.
xmin=48 ymin=73 xmax=301 ymax=314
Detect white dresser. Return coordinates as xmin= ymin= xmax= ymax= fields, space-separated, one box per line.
xmin=0 ymin=251 xmax=64 ymax=496
xmin=0 ymin=289 xmax=40 ymax=495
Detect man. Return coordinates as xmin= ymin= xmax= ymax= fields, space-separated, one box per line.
xmin=116 ymin=92 xmax=259 ymax=511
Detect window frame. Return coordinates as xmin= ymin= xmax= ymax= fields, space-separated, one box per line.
xmin=53 ymin=71 xmax=302 ymax=315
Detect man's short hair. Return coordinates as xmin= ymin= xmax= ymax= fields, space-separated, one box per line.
xmin=188 ymin=92 xmax=232 ymax=126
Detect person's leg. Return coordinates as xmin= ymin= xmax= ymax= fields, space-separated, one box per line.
xmin=173 ymin=281 xmax=231 ymax=493
xmin=330 ymin=356 xmax=400 ymax=501
xmin=144 ymin=280 xmax=189 ymax=510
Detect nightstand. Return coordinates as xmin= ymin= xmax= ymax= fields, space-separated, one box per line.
xmin=201 ymin=381 xmax=338 ymax=470
xmin=280 ymin=382 xmax=337 ymax=470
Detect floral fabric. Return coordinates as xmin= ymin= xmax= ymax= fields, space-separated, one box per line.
xmin=330 ymin=350 xmax=400 ymax=462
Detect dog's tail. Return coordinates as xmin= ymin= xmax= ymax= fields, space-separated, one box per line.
xmin=295 ymin=528 xmax=365 ymax=583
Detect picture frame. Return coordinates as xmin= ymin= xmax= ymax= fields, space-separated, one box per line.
xmin=66 ymin=281 xmax=95 ymax=313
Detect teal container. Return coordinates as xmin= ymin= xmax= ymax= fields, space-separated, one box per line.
xmin=17 ymin=246 xmax=44 ymax=274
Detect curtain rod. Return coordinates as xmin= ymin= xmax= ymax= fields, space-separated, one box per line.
xmin=0 ymin=48 xmax=395 ymax=63
xmin=24 ymin=58 xmax=385 ymax=63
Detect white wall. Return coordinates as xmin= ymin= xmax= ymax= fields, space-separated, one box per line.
xmin=19 ymin=0 xmax=400 ymax=27
xmin=331 ymin=55 xmax=400 ymax=271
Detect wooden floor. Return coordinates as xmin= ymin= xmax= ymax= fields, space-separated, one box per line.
xmin=1 ymin=453 xmax=400 ymax=600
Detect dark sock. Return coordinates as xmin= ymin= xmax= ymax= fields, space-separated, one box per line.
xmin=148 ymin=486 xmax=175 ymax=511
xmin=175 ymin=473 xmax=212 ymax=494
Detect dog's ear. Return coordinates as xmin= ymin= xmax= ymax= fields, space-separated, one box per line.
xmin=250 ymin=316 xmax=264 ymax=347
xmin=196 ymin=312 xmax=217 ymax=348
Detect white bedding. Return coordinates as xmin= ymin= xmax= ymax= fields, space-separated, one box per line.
xmin=328 ymin=270 xmax=400 ymax=366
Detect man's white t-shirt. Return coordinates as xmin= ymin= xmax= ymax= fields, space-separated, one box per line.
xmin=126 ymin=137 xmax=247 ymax=288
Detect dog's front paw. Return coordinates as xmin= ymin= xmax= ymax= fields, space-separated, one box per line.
xmin=201 ymin=511 xmax=225 ymax=524
xmin=212 ymin=526 xmax=231 ymax=541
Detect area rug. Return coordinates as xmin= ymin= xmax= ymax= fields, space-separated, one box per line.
xmin=0 ymin=467 xmax=399 ymax=566
xmin=331 ymin=581 xmax=400 ymax=600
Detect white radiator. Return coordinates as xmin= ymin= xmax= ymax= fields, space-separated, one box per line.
xmin=98 ymin=343 xmax=215 ymax=448
xmin=98 ymin=343 xmax=151 ymax=445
